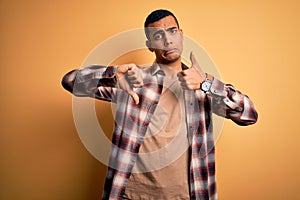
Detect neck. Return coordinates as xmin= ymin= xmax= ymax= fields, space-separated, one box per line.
xmin=156 ymin=58 xmax=182 ymax=72
xmin=157 ymin=58 xmax=182 ymax=78
xmin=167 ymin=58 xmax=182 ymax=72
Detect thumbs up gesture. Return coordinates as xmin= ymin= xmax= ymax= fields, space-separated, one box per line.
xmin=177 ymin=52 xmax=206 ymax=90
xmin=116 ymin=64 xmax=143 ymax=104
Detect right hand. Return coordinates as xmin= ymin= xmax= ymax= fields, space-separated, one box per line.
xmin=116 ymin=64 xmax=143 ymax=104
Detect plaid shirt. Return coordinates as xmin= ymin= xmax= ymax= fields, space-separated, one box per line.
xmin=66 ymin=63 xmax=258 ymax=200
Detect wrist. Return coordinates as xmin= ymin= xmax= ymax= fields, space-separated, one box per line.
xmin=200 ymin=73 xmax=213 ymax=92
xmin=116 ymin=70 xmax=125 ymax=81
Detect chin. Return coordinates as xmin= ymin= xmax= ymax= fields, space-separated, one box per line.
xmin=161 ymin=57 xmax=181 ymax=64
xmin=165 ymin=54 xmax=181 ymax=62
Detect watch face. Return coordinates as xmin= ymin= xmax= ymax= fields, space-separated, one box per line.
xmin=201 ymin=81 xmax=212 ymax=92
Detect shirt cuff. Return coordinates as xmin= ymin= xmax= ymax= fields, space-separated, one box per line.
xmin=209 ymin=77 xmax=226 ymax=96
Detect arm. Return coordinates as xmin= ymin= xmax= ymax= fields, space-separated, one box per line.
xmin=178 ymin=52 xmax=258 ymax=126
xmin=61 ymin=65 xmax=117 ymax=101
xmin=61 ymin=64 xmax=143 ymax=103
xmin=202 ymin=78 xmax=258 ymax=126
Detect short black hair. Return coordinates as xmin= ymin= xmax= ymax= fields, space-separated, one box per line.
xmin=144 ymin=9 xmax=180 ymax=39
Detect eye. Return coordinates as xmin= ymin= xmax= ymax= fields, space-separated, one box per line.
xmin=154 ymin=33 xmax=163 ymax=40
xmin=169 ymin=28 xmax=177 ymax=34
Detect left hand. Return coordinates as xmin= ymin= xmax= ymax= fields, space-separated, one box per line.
xmin=177 ymin=52 xmax=206 ymax=90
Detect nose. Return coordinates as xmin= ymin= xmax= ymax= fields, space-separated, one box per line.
xmin=164 ymin=33 xmax=173 ymax=46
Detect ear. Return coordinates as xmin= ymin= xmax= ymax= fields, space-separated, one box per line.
xmin=146 ymin=40 xmax=154 ymax=52
xmin=179 ymin=28 xmax=183 ymax=38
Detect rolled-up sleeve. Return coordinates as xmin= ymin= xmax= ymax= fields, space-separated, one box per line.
xmin=208 ymin=77 xmax=258 ymax=126
xmin=62 ymin=65 xmax=118 ymax=102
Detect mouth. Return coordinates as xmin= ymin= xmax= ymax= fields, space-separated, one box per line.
xmin=163 ymin=49 xmax=177 ymax=56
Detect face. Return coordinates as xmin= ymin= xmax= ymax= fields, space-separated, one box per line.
xmin=146 ymin=15 xmax=183 ymax=65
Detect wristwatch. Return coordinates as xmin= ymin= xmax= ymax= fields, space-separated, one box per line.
xmin=200 ymin=73 xmax=213 ymax=92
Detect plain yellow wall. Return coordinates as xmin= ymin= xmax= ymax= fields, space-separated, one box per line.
xmin=1 ymin=0 xmax=300 ymax=199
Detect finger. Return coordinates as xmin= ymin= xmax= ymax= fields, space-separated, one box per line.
xmin=117 ymin=65 xmax=130 ymax=76
xmin=127 ymin=70 xmax=135 ymax=76
xmin=177 ymin=76 xmax=183 ymax=83
xmin=132 ymin=83 xmax=144 ymax=88
xmin=127 ymin=75 xmax=137 ymax=80
xmin=190 ymin=51 xmax=197 ymax=67
xmin=180 ymin=70 xmax=188 ymax=76
xmin=127 ymin=64 xmax=138 ymax=74
xmin=128 ymin=78 xmax=142 ymax=83
xmin=130 ymin=81 xmax=144 ymax=88
xmin=128 ymin=91 xmax=139 ymax=105
xmin=127 ymin=74 xmax=141 ymax=80
xmin=177 ymin=76 xmax=185 ymax=82
xmin=127 ymin=77 xmax=143 ymax=86
xmin=190 ymin=52 xmax=206 ymax=77
xmin=131 ymin=80 xmax=144 ymax=85
xmin=177 ymin=72 xmax=183 ymax=78
xmin=127 ymin=65 xmax=133 ymax=71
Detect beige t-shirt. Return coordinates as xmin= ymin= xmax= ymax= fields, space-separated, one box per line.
xmin=124 ymin=72 xmax=190 ymax=199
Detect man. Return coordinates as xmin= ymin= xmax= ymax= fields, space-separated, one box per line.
xmin=62 ymin=9 xmax=257 ymax=200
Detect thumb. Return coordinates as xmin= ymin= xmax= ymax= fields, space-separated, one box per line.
xmin=190 ymin=51 xmax=204 ymax=74
xmin=128 ymin=91 xmax=139 ymax=105
xmin=116 ymin=73 xmax=139 ymax=105
xmin=190 ymin=51 xmax=198 ymax=67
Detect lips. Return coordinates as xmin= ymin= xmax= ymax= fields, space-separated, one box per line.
xmin=164 ymin=49 xmax=176 ymax=56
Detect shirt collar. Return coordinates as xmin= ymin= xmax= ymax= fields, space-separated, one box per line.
xmin=150 ymin=62 xmax=189 ymax=76
xmin=150 ymin=63 xmax=163 ymax=75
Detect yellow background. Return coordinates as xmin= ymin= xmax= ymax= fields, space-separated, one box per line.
xmin=1 ymin=0 xmax=299 ymax=199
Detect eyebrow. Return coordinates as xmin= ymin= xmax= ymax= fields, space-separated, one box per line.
xmin=167 ymin=27 xmax=178 ymax=32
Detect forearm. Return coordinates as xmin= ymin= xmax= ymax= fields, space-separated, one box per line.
xmin=203 ymin=77 xmax=258 ymax=126
xmin=61 ymin=65 xmax=117 ymax=97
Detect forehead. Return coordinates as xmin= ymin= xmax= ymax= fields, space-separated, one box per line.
xmin=147 ymin=15 xmax=178 ymax=29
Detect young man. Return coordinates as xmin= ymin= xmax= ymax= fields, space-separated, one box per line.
xmin=62 ymin=9 xmax=257 ymax=200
